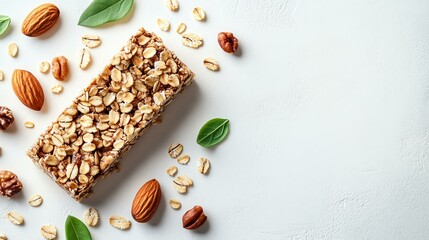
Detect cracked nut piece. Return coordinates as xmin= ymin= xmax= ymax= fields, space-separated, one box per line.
xmin=84 ymin=208 xmax=99 ymax=227
xmin=182 ymin=205 xmax=207 ymax=230
xmin=41 ymin=224 xmax=57 ymax=240
xmin=197 ymin=157 xmax=210 ymax=174
xmin=28 ymin=194 xmax=43 ymax=207
xmin=192 ymin=7 xmax=206 ymax=21
xmin=0 ymin=106 xmax=14 ymax=131
xmin=131 ymin=179 xmax=162 ymax=223
xmin=203 ymin=58 xmax=220 ymax=71
xmin=21 ymin=3 xmax=60 ymax=37
xmin=182 ymin=33 xmax=203 ymax=49
xmin=169 ymin=199 xmax=181 ymax=210
xmin=168 ymin=143 xmax=183 ymax=158
xmin=218 ymin=32 xmax=239 ymax=54
xmin=7 ymin=43 xmax=18 ymax=57
xmin=0 ymin=170 xmax=23 ymax=197
xmin=109 ymin=215 xmax=131 ymax=230
xmin=82 ymin=34 xmax=101 ymax=48
xmin=79 ymin=48 xmax=91 ymax=69
xmin=166 ymin=0 xmax=179 ymax=11
xmin=166 ymin=165 xmax=178 ymax=176
xmin=52 ymin=56 xmax=69 ymax=81
xmin=12 ymin=69 xmax=45 ymax=111
xmin=7 ymin=211 xmax=24 ymax=225
xmin=39 ymin=61 xmax=50 ymax=73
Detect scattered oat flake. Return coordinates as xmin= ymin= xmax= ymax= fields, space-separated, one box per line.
xmin=24 ymin=121 xmax=35 ymax=128
xmin=50 ymin=84 xmax=63 ymax=94
xmin=198 ymin=157 xmax=211 ymax=174
xmin=182 ymin=33 xmax=203 ymax=48
xmin=40 ymin=224 xmax=57 ymax=240
xmin=39 ymin=61 xmax=50 ymax=73
xmin=7 ymin=211 xmax=24 ymax=225
xmin=169 ymin=199 xmax=181 ymax=209
xmin=109 ymin=215 xmax=131 ymax=230
xmin=166 ymin=0 xmax=179 ymax=11
xmin=203 ymin=57 xmax=220 ymax=71
xmin=7 ymin=43 xmax=18 ymax=57
xmin=168 ymin=143 xmax=183 ymax=158
xmin=28 ymin=194 xmax=43 ymax=207
xmin=157 ymin=18 xmax=170 ymax=32
xmin=166 ymin=165 xmax=178 ymax=176
xmin=176 ymin=22 xmax=186 ymax=34
xmin=192 ymin=7 xmax=206 ymax=21
xmin=84 ymin=207 xmax=99 ymax=227
xmin=79 ymin=48 xmax=91 ymax=69
xmin=82 ymin=34 xmax=102 ymax=48
xmin=177 ymin=154 xmax=190 ymax=165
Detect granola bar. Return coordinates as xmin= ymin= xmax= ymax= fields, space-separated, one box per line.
xmin=27 ymin=28 xmax=195 ymax=201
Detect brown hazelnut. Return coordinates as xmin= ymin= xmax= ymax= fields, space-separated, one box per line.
xmin=0 ymin=170 xmax=23 ymax=197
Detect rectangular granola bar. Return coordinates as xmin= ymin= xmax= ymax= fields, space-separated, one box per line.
xmin=27 ymin=28 xmax=194 ymax=201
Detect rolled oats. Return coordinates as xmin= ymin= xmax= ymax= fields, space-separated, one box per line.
xmin=192 ymin=7 xmax=206 ymax=21
xmin=24 ymin=121 xmax=35 ymax=128
xmin=166 ymin=165 xmax=178 ymax=176
xmin=182 ymin=33 xmax=203 ymax=49
xmin=7 ymin=211 xmax=24 ymax=225
xmin=176 ymin=22 xmax=186 ymax=34
xmin=40 ymin=224 xmax=57 ymax=240
xmin=109 ymin=215 xmax=131 ymax=230
xmin=28 ymin=194 xmax=43 ymax=207
xmin=168 ymin=143 xmax=183 ymax=158
xmin=169 ymin=198 xmax=181 ymax=209
xmin=143 ymin=47 xmax=156 ymax=59
xmin=50 ymin=84 xmax=63 ymax=94
xmin=166 ymin=0 xmax=179 ymax=11
xmin=39 ymin=61 xmax=50 ymax=73
xmin=157 ymin=18 xmax=170 ymax=32
xmin=173 ymin=175 xmax=193 ymax=193
xmin=82 ymin=34 xmax=102 ymax=48
xmin=7 ymin=43 xmax=18 ymax=57
xmin=197 ymin=157 xmax=210 ymax=174
xmin=84 ymin=208 xmax=99 ymax=227
xmin=177 ymin=154 xmax=190 ymax=165
xmin=203 ymin=57 xmax=220 ymax=71
xmin=79 ymin=48 xmax=91 ymax=69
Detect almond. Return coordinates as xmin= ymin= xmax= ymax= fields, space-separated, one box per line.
xmin=12 ymin=69 xmax=44 ymax=111
xmin=131 ymin=179 xmax=162 ymax=223
xmin=22 ymin=3 xmax=60 ymax=37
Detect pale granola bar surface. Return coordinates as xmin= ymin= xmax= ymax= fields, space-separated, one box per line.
xmin=27 ymin=28 xmax=194 ymax=201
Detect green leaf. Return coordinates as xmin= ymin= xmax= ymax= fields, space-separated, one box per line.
xmin=197 ymin=118 xmax=230 ymax=147
xmin=78 ymin=0 xmax=133 ymax=27
xmin=0 ymin=15 xmax=11 ymax=37
xmin=65 ymin=215 xmax=92 ymax=240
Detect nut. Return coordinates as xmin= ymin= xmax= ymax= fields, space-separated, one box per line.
xmin=39 ymin=61 xmax=50 ymax=73
xmin=166 ymin=0 xmax=179 ymax=11
xmin=0 ymin=106 xmax=14 ymax=130
xmin=131 ymin=179 xmax=162 ymax=223
xmin=168 ymin=143 xmax=183 ymax=158
xmin=182 ymin=205 xmax=207 ymax=230
xmin=218 ymin=32 xmax=239 ymax=54
xmin=169 ymin=199 xmax=181 ymax=210
xmin=50 ymin=84 xmax=63 ymax=94
xmin=197 ymin=157 xmax=210 ymax=174
xmin=24 ymin=121 xmax=35 ymax=128
xmin=109 ymin=215 xmax=131 ymax=230
xmin=177 ymin=154 xmax=190 ymax=165
xmin=79 ymin=48 xmax=91 ymax=69
xmin=192 ymin=7 xmax=206 ymax=21
xmin=7 ymin=211 xmax=24 ymax=225
xmin=52 ymin=56 xmax=69 ymax=81
xmin=82 ymin=34 xmax=101 ymax=48
xmin=40 ymin=224 xmax=57 ymax=240
xmin=7 ymin=43 xmax=18 ymax=57
xmin=182 ymin=33 xmax=203 ymax=49
xmin=28 ymin=194 xmax=43 ymax=207
xmin=0 ymin=170 xmax=23 ymax=197
xmin=176 ymin=22 xmax=186 ymax=34
xmin=166 ymin=165 xmax=178 ymax=176
xmin=12 ymin=69 xmax=45 ymax=111
xmin=203 ymin=57 xmax=220 ymax=71
xmin=157 ymin=18 xmax=170 ymax=32
xmin=22 ymin=3 xmax=60 ymax=37
xmin=84 ymin=207 xmax=99 ymax=227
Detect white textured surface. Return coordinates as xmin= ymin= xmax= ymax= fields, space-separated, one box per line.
xmin=0 ymin=0 xmax=429 ymax=239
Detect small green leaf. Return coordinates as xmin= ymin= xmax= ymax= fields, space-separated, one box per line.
xmin=197 ymin=118 xmax=230 ymax=147
xmin=65 ymin=215 xmax=92 ymax=240
xmin=0 ymin=15 xmax=11 ymax=37
xmin=78 ymin=0 xmax=133 ymax=27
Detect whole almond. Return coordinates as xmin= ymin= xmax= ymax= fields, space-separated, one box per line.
xmin=131 ymin=179 xmax=162 ymax=223
xmin=182 ymin=205 xmax=207 ymax=230
xmin=12 ymin=69 xmax=44 ymax=111
xmin=22 ymin=3 xmax=60 ymax=37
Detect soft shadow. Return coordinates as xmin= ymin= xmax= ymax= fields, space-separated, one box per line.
xmin=3 ymin=120 xmax=18 ymax=134
xmin=82 ymin=82 xmax=201 ymax=205
xmin=38 ymin=17 xmax=62 ymax=40
xmin=194 ymin=219 xmax=210 ymax=234
xmin=148 ymin=192 xmax=166 ymax=226
xmin=234 ymin=43 xmax=243 ymax=57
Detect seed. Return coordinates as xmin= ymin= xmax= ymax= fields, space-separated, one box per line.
xmin=192 ymin=7 xmax=206 ymax=21
xmin=0 ymin=233 xmax=7 ymax=240
xmin=79 ymin=48 xmax=91 ymax=69
xmin=109 ymin=215 xmax=131 ymax=230
xmin=7 ymin=211 xmax=24 ymax=225
xmin=0 ymin=70 xmax=3 ymax=80
xmin=166 ymin=165 xmax=178 ymax=176
xmin=166 ymin=0 xmax=179 ymax=11
xmin=82 ymin=34 xmax=102 ymax=48
xmin=197 ymin=157 xmax=210 ymax=174
xmin=203 ymin=57 xmax=220 ymax=71
xmin=181 ymin=33 xmax=203 ymax=49
xmin=24 ymin=121 xmax=35 ymax=128
xmin=176 ymin=22 xmax=186 ymax=34
xmin=40 ymin=224 xmax=57 ymax=240
xmin=39 ymin=61 xmax=50 ymax=73
xmin=157 ymin=18 xmax=170 ymax=32
xmin=168 ymin=143 xmax=183 ymax=158
xmin=7 ymin=43 xmax=18 ymax=57
xmin=28 ymin=194 xmax=43 ymax=207
xmin=177 ymin=154 xmax=190 ymax=165
xmin=169 ymin=199 xmax=181 ymax=209
xmin=50 ymin=84 xmax=63 ymax=94
xmin=84 ymin=208 xmax=99 ymax=227
xmin=143 ymin=47 xmax=157 ymax=59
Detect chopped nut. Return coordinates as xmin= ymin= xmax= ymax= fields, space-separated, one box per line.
xmin=168 ymin=143 xmax=183 ymax=158
xmin=182 ymin=33 xmax=203 ymax=48
xmin=79 ymin=48 xmax=91 ymax=69
xmin=0 ymin=70 xmax=4 ymax=80
xmin=197 ymin=157 xmax=210 ymax=174
xmin=166 ymin=0 xmax=179 ymax=11
xmin=203 ymin=57 xmax=220 ymax=71
xmin=39 ymin=61 xmax=50 ymax=73
xmin=192 ymin=7 xmax=206 ymax=21
xmin=0 ymin=170 xmax=22 ymax=197
xmin=28 ymin=194 xmax=43 ymax=207
xmin=7 ymin=211 xmax=24 ymax=225
xmin=109 ymin=215 xmax=131 ymax=230
xmin=177 ymin=154 xmax=190 ymax=165
xmin=157 ymin=18 xmax=170 ymax=32
xmin=0 ymin=106 xmax=14 ymax=131
xmin=82 ymin=34 xmax=102 ymax=48
xmin=176 ymin=22 xmax=186 ymax=34
xmin=40 ymin=224 xmax=57 ymax=240
xmin=84 ymin=208 xmax=99 ymax=227
xmin=50 ymin=84 xmax=63 ymax=94
xmin=166 ymin=165 xmax=178 ymax=176
xmin=169 ymin=198 xmax=181 ymax=209
xmin=7 ymin=43 xmax=18 ymax=57
xmin=24 ymin=121 xmax=35 ymax=128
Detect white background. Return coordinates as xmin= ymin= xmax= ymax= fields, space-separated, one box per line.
xmin=0 ymin=0 xmax=429 ymax=239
